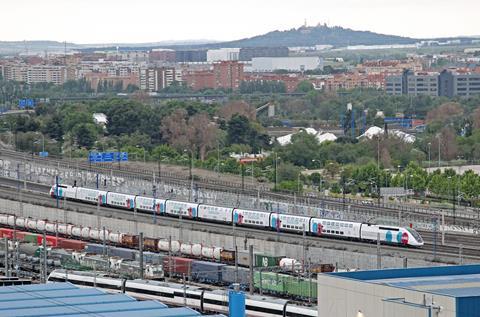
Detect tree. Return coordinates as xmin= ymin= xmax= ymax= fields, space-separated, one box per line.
xmin=426 ymin=102 xmax=463 ymax=125
xmin=296 ymin=80 xmax=314 ymax=93
xmin=73 ymin=123 xmax=97 ymax=148
xmin=42 ymin=114 xmax=64 ymax=141
xmin=324 ymin=161 xmax=340 ymax=179
xmin=226 ymin=115 xmax=251 ymax=146
xmin=161 ymin=109 xmax=190 ymax=151
xmin=279 ymin=131 xmax=320 ymax=168
xmin=187 ymin=113 xmax=219 ymax=160
xmin=217 ymin=101 xmax=256 ymax=121
xmin=161 ymin=109 xmax=219 ymax=160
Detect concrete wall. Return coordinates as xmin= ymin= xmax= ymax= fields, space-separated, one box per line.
xmin=0 ymin=197 xmax=455 ymax=270
xmin=318 ymin=274 xmax=456 ymax=317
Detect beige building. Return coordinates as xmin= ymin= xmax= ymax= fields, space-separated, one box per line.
xmin=318 ymin=265 xmax=480 ymax=317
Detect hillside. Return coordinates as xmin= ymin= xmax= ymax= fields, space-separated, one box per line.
xmin=217 ymin=25 xmax=417 ymax=48
xmin=0 ymin=41 xmax=79 ymax=55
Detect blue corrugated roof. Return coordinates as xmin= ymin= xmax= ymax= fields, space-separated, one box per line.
xmin=56 ymin=307 xmax=201 ymax=317
xmin=0 ymin=288 xmax=104 ymax=302
xmin=0 ymin=283 xmax=77 ymax=294
xmin=0 ymin=283 xmax=222 ymax=317
xmin=0 ymin=294 xmax=134 ymax=310
xmin=328 ymin=264 xmax=480 ymax=298
xmin=330 ymin=264 xmax=480 ymax=281
xmin=427 ymin=287 xmax=480 ymax=297
xmin=0 ymin=301 xmax=167 ymax=317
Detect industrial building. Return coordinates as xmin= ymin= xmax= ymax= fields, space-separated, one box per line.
xmin=238 ymin=47 xmax=289 ymax=61
xmin=207 ymin=48 xmax=240 ymax=62
xmin=0 ymin=282 xmax=226 ymax=317
xmin=318 ymin=264 xmax=480 ymax=317
xmin=251 ymin=56 xmax=323 ymax=72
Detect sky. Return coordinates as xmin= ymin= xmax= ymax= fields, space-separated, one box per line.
xmin=1 ymin=0 xmax=479 ymax=44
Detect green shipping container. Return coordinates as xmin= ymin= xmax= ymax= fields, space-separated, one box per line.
xmin=254 ymin=271 xmax=285 ymax=294
xmin=283 ymin=275 xmax=317 ymax=299
xmin=24 ymin=233 xmax=38 ymax=243
xmin=254 ymin=254 xmax=284 ymax=268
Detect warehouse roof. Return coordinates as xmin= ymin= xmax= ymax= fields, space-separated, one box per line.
xmin=330 ymin=264 xmax=480 ymax=298
xmin=0 ymin=283 xmax=221 ymax=317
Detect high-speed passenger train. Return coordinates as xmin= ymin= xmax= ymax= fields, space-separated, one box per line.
xmin=48 ymin=270 xmax=317 ymax=317
xmin=50 ymin=184 xmax=424 ymax=247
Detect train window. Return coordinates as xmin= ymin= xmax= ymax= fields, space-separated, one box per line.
xmin=340 ymin=232 xmax=344 ymax=235
xmin=350 ymin=224 xmax=353 ymax=228
xmin=335 ymin=231 xmax=339 ymax=234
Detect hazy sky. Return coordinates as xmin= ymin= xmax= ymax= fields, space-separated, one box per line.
xmin=2 ymin=0 xmax=479 ymax=43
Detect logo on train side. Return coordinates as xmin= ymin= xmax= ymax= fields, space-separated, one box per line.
xmin=385 ymin=231 xmax=393 ymax=242
xmin=312 ymin=222 xmax=323 ymax=234
xmin=233 ymin=210 xmax=243 ymax=224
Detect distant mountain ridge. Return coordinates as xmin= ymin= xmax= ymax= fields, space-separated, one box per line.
xmin=1 ymin=25 xmax=478 ymax=55
xmin=214 ymin=25 xmax=417 ymax=48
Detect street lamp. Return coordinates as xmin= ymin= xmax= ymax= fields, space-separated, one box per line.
xmin=184 ymin=149 xmax=194 ymax=201
xmin=274 ymin=153 xmax=280 ymax=191
xmin=437 ymin=134 xmax=441 ymax=167
xmin=428 ymin=142 xmax=431 ymax=169
xmin=448 ymin=176 xmax=456 ymax=224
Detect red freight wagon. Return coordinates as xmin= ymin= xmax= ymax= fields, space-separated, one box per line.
xmin=37 ymin=235 xmax=64 ymax=247
xmin=58 ymin=239 xmax=86 ymax=251
xmin=0 ymin=228 xmax=14 ymax=239
xmin=163 ymin=257 xmax=193 ymax=276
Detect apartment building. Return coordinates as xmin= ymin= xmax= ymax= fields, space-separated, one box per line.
xmin=2 ymin=63 xmax=68 ymax=85
xmin=139 ymin=67 xmax=182 ymax=92
xmin=213 ymin=61 xmax=244 ymax=90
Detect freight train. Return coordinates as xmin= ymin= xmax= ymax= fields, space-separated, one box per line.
xmin=0 ymin=214 xmax=320 ymax=301
xmin=48 ymin=270 xmax=318 ymax=317
xmin=50 ymin=184 xmax=424 ymax=247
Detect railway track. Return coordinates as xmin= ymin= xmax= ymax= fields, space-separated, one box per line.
xmin=3 ymin=148 xmax=475 ymax=226
xmin=0 ymin=182 xmax=478 ymax=262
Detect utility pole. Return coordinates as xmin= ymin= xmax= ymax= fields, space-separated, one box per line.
xmin=4 ymin=237 xmax=9 ymax=277
xmin=139 ymin=232 xmax=144 ymax=279
xmin=376 ymin=232 xmax=381 ymax=269
xmin=42 ymin=231 xmax=47 ymax=283
xmin=249 ymin=245 xmax=254 ymax=295
xmin=102 ymin=226 xmax=107 ymax=258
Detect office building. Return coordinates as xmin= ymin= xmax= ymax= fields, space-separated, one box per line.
xmin=385 ymin=74 xmax=404 ymax=95
xmin=439 ymin=69 xmax=480 ymax=98
xmin=385 ymin=70 xmax=439 ymax=96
